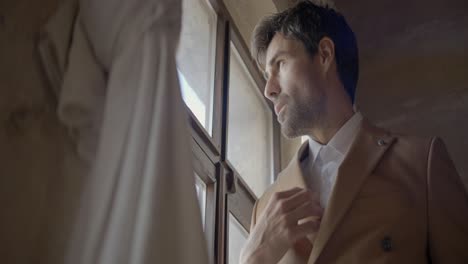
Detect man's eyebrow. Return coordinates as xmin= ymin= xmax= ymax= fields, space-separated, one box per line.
xmin=264 ymin=51 xmax=289 ymax=80
xmin=267 ymin=51 xmax=289 ymax=68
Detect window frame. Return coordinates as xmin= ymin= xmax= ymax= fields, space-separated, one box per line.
xmin=180 ymin=1 xmax=281 ymax=263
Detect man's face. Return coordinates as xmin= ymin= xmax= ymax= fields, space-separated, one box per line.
xmin=264 ymin=33 xmax=328 ymax=138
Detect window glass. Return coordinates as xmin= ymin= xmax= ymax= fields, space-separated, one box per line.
xmin=228 ymin=213 xmax=248 ymax=264
xmin=177 ymin=0 xmax=217 ymax=135
xmin=227 ymin=43 xmax=273 ymax=197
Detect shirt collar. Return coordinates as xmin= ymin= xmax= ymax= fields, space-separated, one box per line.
xmin=308 ymin=112 xmax=363 ymax=159
xmin=328 ymin=112 xmax=363 ymax=156
xmin=308 ymin=136 xmax=323 ymax=163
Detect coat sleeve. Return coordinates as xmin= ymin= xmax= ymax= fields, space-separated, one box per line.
xmin=427 ymin=137 xmax=468 ymax=263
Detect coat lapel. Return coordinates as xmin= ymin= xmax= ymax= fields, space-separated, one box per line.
xmin=272 ymin=141 xmax=310 ymax=192
xmin=308 ymin=119 xmax=396 ymax=264
xmin=273 ymin=142 xmax=315 ymax=260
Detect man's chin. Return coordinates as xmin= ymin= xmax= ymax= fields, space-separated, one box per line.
xmin=280 ymin=123 xmax=302 ymax=139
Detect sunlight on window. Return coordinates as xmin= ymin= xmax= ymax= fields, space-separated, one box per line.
xmin=194 ymin=174 xmax=207 ymax=229
xmin=176 ymin=0 xmax=216 ymax=135
xmin=178 ymin=69 xmax=206 ymax=126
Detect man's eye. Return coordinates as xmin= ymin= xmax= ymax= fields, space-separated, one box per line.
xmin=277 ymin=60 xmax=284 ymax=68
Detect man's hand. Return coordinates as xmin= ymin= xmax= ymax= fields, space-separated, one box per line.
xmin=240 ymin=188 xmax=323 ymax=264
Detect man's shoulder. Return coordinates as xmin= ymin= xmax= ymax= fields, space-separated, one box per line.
xmin=366 ymin=120 xmax=436 ymax=152
xmin=391 ymin=131 xmax=434 ymax=149
xmin=368 ymin=122 xmax=443 ymax=176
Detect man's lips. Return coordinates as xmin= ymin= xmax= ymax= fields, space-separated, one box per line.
xmin=275 ymin=102 xmax=286 ymax=116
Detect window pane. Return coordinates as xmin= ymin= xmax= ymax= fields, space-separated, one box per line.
xmin=228 ymin=213 xmax=248 ymax=264
xmin=227 ymin=43 xmax=273 ymax=197
xmin=195 ymin=174 xmax=206 ymax=229
xmin=177 ymin=0 xmax=217 ymax=135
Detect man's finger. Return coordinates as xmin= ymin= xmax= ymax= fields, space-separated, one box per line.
xmin=285 ymin=201 xmax=323 ymax=224
xmin=266 ymin=188 xmax=304 ymax=208
xmin=280 ymin=189 xmax=319 ymax=213
xmin=274 ymin=187 xmax=303 ymax=199
xmin=290 ymin=220 xmax=320 ymax=242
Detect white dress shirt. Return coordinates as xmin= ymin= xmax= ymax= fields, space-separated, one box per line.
xmin=304 ymin=112 xmax=363 ymax=208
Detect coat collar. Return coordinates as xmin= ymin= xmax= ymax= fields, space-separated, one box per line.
xmin=268 ymin=119 xmax=396 ymax=263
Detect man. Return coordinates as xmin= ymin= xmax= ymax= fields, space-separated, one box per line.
xmin=240 ymin=1 xmax=468 ymax=264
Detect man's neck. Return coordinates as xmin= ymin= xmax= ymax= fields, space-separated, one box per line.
xmin=307 ymin=109 xmax=354 ymax=145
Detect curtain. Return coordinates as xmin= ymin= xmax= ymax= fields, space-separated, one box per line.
xmin=38 ymin=0 xmax=209 ymax=263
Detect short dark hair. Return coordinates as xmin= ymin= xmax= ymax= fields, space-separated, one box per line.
xmin=252 ymin=1 xmax=359 ymax=103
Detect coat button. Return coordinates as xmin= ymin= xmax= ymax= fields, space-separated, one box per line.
xmin=377 ymin=139 xmax=387 ymax=146
xmin=381 ymin=236 xmax=392 ymax=252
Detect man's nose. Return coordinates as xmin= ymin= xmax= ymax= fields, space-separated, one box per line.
xmin=264 ymin=77 xmax=280 ymax=101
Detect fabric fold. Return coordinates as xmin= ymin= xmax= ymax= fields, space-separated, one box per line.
xmin=58 ymin=14 xmax=105 ymax=162
xmin=37 ymin=0 xmax=78 ymax=95
xmin=39 ymin=0 xmax=104 ymax=161
xmin=38 ymin=0 xmax=209 ymax=263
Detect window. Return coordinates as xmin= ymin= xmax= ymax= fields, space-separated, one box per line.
xmin=227 ymin=43 xmax=274 ymax=198
xmin=226 ymin=176 xmax=256 ymax=264
xmin=178 ymin=0 xmax=217 ymax=135
xmin=190 ymin=137 xmax=217 ymax=263
xmin=179 ymin=1 xmax=280 ymax=263
xmin=228 ymin=213 xmax=248 ymax=264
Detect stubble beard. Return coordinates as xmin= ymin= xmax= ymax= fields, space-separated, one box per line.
xmin=281 ymin=95 xmax=327 ymax=139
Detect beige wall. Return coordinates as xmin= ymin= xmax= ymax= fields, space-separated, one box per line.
xmin=333 ymin=0 xmax=468 ymax=189
xmin=1 ymin=0 xmax=59 ymax=262
xmin=223 ymin=0 xmax=276 ymax=48
xmin=0 ymin=0 xmax=88 ymax=263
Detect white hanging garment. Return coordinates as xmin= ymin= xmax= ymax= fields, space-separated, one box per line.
xmin=38 ymin=0 xmax=209 ymax=263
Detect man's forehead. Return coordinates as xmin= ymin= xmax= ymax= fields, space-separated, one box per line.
xmin=265 ymin=33 xmax=288 ymax=60
xmin=265 ymin=33 xmax=301 ymax=63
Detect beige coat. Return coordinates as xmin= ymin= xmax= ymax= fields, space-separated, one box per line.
xmin=250 ymin=119 xmax=468 ymax=264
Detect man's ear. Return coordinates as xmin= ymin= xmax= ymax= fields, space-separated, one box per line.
xmin=318 ymin=37 xmax=335 ymax=73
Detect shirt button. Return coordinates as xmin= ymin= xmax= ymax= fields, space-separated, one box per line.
xmin=381 ymin=236 xmax=392 ymax=252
